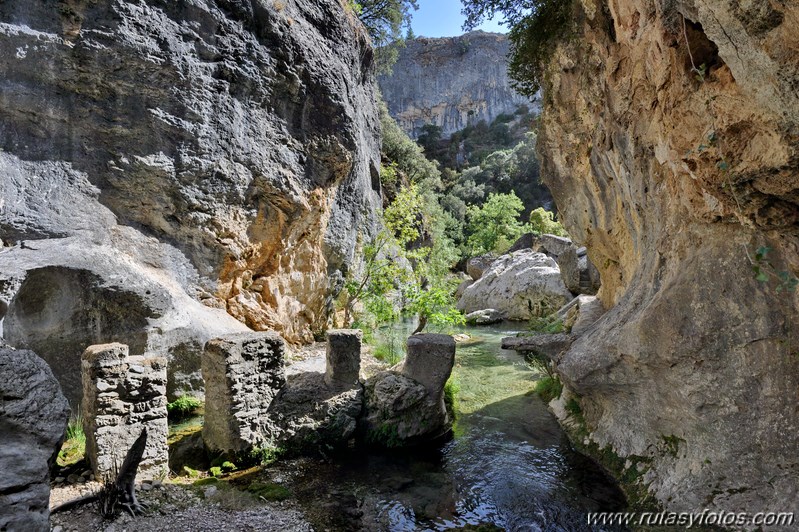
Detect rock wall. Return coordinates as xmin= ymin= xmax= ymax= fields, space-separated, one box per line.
xmin=378 ymin=31 xmax=531 ymax=138
xmin=0 ymin=346 xmax=69 ymax=531
xmin=539 ymin=0 xmax=799 ymax=514
xmin=0 ymin=0 xmax=382 ymax=399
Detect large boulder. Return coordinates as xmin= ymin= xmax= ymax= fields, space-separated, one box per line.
xmin=267 ymin=372 xmax=363 ymax=451
xmin=465 ymin=308 xmax=504 ymax=325
xmin=0 ymin=346 xmax=69 ymax=531
xmin=457 ymin=250 xmax=572 ymax=320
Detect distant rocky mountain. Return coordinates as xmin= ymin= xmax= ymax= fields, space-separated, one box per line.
xmin=378 ymin=31 xmax=534 ymax=139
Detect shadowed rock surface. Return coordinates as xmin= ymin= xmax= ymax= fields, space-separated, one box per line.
xmin=538 ymin=0 xmax=799 ymax=513
xmin=0 ymin=346 xmax=69 ymax=531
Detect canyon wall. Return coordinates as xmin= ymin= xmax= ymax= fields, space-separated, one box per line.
xmin=540 ymin=0 xmax=799 ymax=514
xmin=379 ymin=31 xmax=531 ymax=138
xmin=0 ymin=0 xmax=382 ymax=403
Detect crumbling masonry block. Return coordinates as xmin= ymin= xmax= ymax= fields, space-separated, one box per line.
xmin=81 ymin=343 xmax=168 ymax=481
xmin=325 ymin=329 xmax=362 ymax=389
xmin=202 ymin=332 xmax=286 ymax=453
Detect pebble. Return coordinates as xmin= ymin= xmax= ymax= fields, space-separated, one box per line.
xmin=141 ymin=482 xmax=152 ymax=491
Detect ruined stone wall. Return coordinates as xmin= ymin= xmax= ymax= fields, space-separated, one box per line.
xmin=538 ymin=0 xmax=799 ymax=513
xmin=82 ymin=343 xmax=168 ymax=481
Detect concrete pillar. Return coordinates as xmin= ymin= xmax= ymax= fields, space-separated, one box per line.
xmin=401 ymin=334 xmax=456 ymax=400
xmin=81 ymin=343 xmax=168 ymax=481
xmin=201 ymin=332 xmax=286 ymax=453
xmin=324 ymin=329 xmax=362 ymax=388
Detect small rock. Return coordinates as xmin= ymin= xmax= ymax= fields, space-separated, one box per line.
xmin=81 ymin=470 xmax=92 ymax=478
xmin=55 ymin=476 xmax=65 ymax=484
xmin=53 ymin=526 xmax=63 ymax=532
xmin=66 ymin=474 xmax=81 ymax=484
xmin=204 ymin=486 xmax=218 ymax=498
xmin=141 ymin=482 xmax=152 ymax=491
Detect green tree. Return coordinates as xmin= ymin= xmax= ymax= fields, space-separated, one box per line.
xmin=461 ymin=0 xmax=575 ymax=96
xmin=351 ymin=0 xmax=419 ymax=73
xmin=529 ymin=207 xmax=568 ymax=236
xmin=466 ymin=191 xmax=530 ymax=254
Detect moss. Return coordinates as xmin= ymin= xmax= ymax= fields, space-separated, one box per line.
xmin=182 ymin=466 xmax=201 ymax=478
xmin=559 ymin=395 xmax=658 ymax=512
xmin=193 ymin=477 xmax=220 ymax=486
xmin=57 ymin=414 xmax=86 ymax=467
xmin=210 ymin=466 xmax=223 ymax=477
xmin=246 ymin=481 xmax=291 ymax=501
xmin=366 ymin=423 xmax=402 ymax=448
xmin=660 ymin=434 xmax=686 ymax=458
xmin=444 ymin=376 xmax=460 ymax=419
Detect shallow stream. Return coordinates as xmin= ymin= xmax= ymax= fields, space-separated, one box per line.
xmin=270 ymin=323 xmax=628 ymax=531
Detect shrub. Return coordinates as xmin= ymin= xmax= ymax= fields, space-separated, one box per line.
xmin=534 ymin=376 xmax=563 ymax=402
xmin=167 ymin=395 xmax=203 ymax=420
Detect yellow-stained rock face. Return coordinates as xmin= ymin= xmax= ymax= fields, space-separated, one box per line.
xmin=539 ymin=0 xmax=799 ymax=513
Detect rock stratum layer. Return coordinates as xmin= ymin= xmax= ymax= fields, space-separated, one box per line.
xmin=378 ymin=31 xmax=530 ymax=138
xmin=540 ymin=0 xmax=799 ymax=515
xmin=0 ymin=0 xmax=382 ymax=401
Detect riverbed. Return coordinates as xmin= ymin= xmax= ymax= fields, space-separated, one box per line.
xmin=265 ymin=323 xmax=628 ymax=531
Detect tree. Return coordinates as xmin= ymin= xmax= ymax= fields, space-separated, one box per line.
xmin=350 ymin=0 xmax=419 ymax=73
xmin=529 ymin=207 xmax=568 ymax=236
xmin=466 ymin=191 xmax=530 ymax=254
xmin=460 ymin=0 xmax=575 ymax=96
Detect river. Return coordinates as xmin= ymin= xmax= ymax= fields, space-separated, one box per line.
xmin=266 ymin=322 xmax=628 ymax=531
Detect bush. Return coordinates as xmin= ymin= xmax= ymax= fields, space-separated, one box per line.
xmin=167 ymin=396 xmax=203 ymax=420
xmin=534 ymin=376 xmax=563 ymax=402
xmin=529 ymin=207 xmax=568 ymax=237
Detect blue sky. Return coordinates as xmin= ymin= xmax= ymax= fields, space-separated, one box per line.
xmin=410 ymin=0 xmax=507 ymax=38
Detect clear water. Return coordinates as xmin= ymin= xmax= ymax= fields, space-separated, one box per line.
xmin=270 ymin=323 xmax=628 ymax=531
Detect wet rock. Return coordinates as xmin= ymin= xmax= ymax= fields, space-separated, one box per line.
xmin=324 ymin=329 xmax=362 ymax=389
xmin=501 ymin=334 xmax=575 ymax=361
xmin=465 ymin=308 xmax=504 ymax=325
xmin=81 ymin=343 xmax=169 ymax=481
xmin=267 ymin=372 xmax=363 ymax=450
xmin=457 ymin=250 xmax=572 ymax=320
xmin=202 ymin=332 xmax=286 ymax=453
xmin=0 ymin=346 xmax=69 ymax=532
xmin=361 ymin=335 xmax=455 ymax=445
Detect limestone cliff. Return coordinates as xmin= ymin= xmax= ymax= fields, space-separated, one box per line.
xmin=0 ymin=0 xmax=381 ymax=403
xmin=379 ymin=31 xmax=531 ymax=138
xmin=540 ymin=0 xmax=799 ymax=515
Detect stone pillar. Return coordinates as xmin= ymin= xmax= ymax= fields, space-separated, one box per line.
xmin=202 ymin=332 xmax=286 ymax=453
xmin=81 ymin=343 xmax=168 ymax=481
xmin=324 ymin=329 xmax=362 ymax=388
xmin=0 ymin=346 xmax=69 ymax=532
xmin=401 ymin=334 xmax=456 ymax=400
